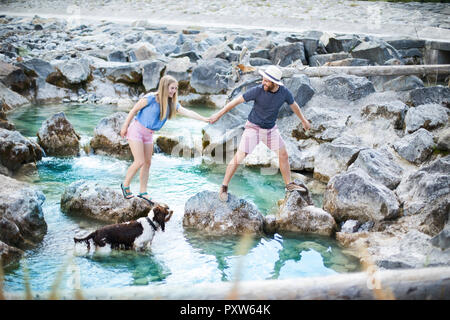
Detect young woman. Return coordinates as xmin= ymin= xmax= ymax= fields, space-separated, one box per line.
xmin=119 ymin=75 xmax=209 ymax=202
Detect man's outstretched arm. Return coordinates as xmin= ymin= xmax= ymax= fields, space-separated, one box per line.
xmin=290 ymin=102 xmax=311 ymax=131
xmin=210 ymin=95 xmax=245 ymax=124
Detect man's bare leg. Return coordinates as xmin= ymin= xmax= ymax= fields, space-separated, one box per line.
xmin=219 ymin=150 xmax=248 ymax=201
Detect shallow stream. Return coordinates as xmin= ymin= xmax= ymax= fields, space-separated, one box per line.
xmin=3 ymin=103 xmax=360 ymax=294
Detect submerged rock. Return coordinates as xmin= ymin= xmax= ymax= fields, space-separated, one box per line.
xmin=183 ymin=190 xmax=265 ymax=235
xmin=37 ymin=112 xmax=81 ymax=156
xmin=61 ymin=180 xmax=153 ymax=223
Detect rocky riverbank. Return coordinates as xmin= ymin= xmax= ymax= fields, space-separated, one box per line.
xmin=0 ymin=8 xmax=449 ymax=277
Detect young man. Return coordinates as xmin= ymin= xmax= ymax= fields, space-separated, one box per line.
xmin=209 ymin=65 xmax=311 ymax=202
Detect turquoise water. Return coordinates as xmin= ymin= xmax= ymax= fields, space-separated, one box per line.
xmin=4 ymin=103 xmax=360 ymax=294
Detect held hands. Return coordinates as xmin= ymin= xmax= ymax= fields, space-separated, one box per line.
xmin=209 ymin=112 xmax=222 ymax=124
xmin=119 ymin=125 xmax=127 ymax=138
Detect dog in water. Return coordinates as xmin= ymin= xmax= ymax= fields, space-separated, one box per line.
xmin=74 ymin=203 xmax=173 ymax=252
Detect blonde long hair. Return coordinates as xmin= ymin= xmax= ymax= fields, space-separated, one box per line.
xmin=155 ymin=75 xmax=178 ymax=121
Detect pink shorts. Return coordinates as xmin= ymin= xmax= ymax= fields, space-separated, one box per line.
xmin=126 ymin=120 xmax=154 ymax=144
xmin=238 ymin=121 xmax=285 ymax=154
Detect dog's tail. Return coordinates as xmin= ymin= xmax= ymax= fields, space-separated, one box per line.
xmin=74 ymin=232 xmax=95 ymax=251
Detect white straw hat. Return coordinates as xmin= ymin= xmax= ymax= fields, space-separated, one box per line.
xmin=258 ymin=65 xmax=283 ymax=86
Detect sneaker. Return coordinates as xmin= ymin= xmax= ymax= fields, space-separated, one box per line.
xmin=285 ymin=182 xmax=307 ymax=192
xmin=219 ymin=185 xmax=229 ymax=202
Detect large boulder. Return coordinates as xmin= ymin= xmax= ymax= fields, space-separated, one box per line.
xmin=60 ymin=180 xmax=153 ymax=223
xmin=395 ymin=156 xmax=450 ymax=235
xmin=323 ymin=74 xmax=375 ymax=101
xmin=18 ymin=58 xmax=55 ymax=79
xmin=275 ymin=183 xmax=336 ymax=236
xmin=190 ymin=58 xmax=231 ymax=94
xmin=393 ymin=128 xmax=436 ymax=165
xmin=313 ymin=134 xmax=367 ymax=183
xmin=302 ymin=106 xmax=349 ymax=142
xmin=351 ymin=40 xmax=401 ymax=65
xmin=431 ymin=219 xmax=450 ymax=250
xmin=37 ymin=112 xmax=81 ymax=156
xmin=323 ymin=168 xmax=401 ymax=225
xmin=0 ymin=174 xmax=47 ymax=268
xmin=360 ymin=100 xmax=408 ymax=130
xmin=308 ymin=53 xmax=351 ymax=67
xmin=155 ymin=133 xmax=201 ymax=158
xmin=142 ymin=60 xmax=165 ymax=91
xmin=325 ymin=34 xmax=362 ymax=53
xmin=404 ymin=103 xmax=448 ymax=134
xmin=58 ymin=58 xmax=91 ymax=85
xmin=34 ymin=78 xmax=70 ymax=104
xmin=337 ymin=229 xmax=450 ymax=270
xmin=90 ymin=112 xmax=131 ymax=159
xmin=0 ymin=128 xmax=43 ymax=172
xmin=408 ymin=86 xmax=450 ymax=107
xmin=0 ymin=82 xmax=30 ymax=111
xmin=279 ymin=74 xmax=315 ymax=117
xmin=0 ymin=61 xmax=31 ymax=92
xmin=183 ymin=191 xmax=265 ymax=235
xmin=269 ymin=42 xmax=306 ymax=67
xmin=348 ymin=148 xmax=404 ymax=190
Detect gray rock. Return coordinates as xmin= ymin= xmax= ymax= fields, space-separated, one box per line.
xmin=90 ymin=112 xmax=131 ymax=159
xmin=404 ymin=103 xmax=449 ymax=134
xmin=431 ymin=219 xmax=450 ymax=250
xmin=61 ymin=180 xmax=153 ymax=223
xmin=0 ymin=174 xmax=46 ymax=267
xmin=0 ymin=128 xmax=43 ymax=172
xmin=0 ymin=240 xmax=23 ymax=269
xmin=165 ymin=57 xmax=192 ymax=83
xmin=104 ymin=62 xmax=142 ymax=84
xmin=380 ymin=75 xmax=424 ymax=92
xmin=341 ymin=220 xmax=361 ymax=233
xmin=326 ymin=35 xmax=362 ymax=53
xmin=436 ymin=128 xmax=450 ymax=152
xmin=396 ymin=156 xmax=449 ymax=235
xmin=269 ymin=42 xmax=306 ymax=67
xmin=408 ymin=86 xmax=450 ymax=107
xmin=351 ymin=40 xmax=401 ymax=65
xmin=34 ymin=78 xmax=70 ymax=104
xmin=108 ymin=50 xmax=128 ymax=62
xmin=361 ymin=100 xmax=408 ymax=130
xmin=279 ymin=74 xmax=315 ymax=117
xmin=303 ymin=106 xmax=348 ymax=142
xmin=19 ymin=58 xmax=55 ymax=79
xmin=313 ymin=134 xmax=367 ymax=183
xmin=348 ymin=148 xmax=404 ymax=190
xmin=393 ymin=128 xmax=436 ymax=165
xmin=183 ymin=190 xmax=265 ymax=235
xmin=58 ymin=58 xmax=91 ymax=84
xmin=323 ymin=74 xmax=375 ymax=101
xmin=323 ymin=168 xmax=401 ymax=224
xmin=0 ymin=61 xmax=31 ymax=92
xmin=141 ymin=60 xmax=165 ymax=91
xmin=309 ymin=53 xmax=351 ymax=67
xmin=0 ymin=81 xmax=29 ymax=111
xmin=190 ymin=58 xmax=231 ymax=94
xmin=37 ymin=112 xmax=80 ymax=156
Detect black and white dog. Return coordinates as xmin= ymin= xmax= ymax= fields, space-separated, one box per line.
xmin=74 ymin=204 xmax=173 ymax=252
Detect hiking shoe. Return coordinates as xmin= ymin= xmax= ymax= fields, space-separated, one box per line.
xmin=219 ymin=185 xmax=229 ymax=202
xmin=285 ymin=182 xmax=307 ymax=192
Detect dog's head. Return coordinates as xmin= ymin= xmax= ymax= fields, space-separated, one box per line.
xmin=149 ymin=203 xmax=173 ymax=232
